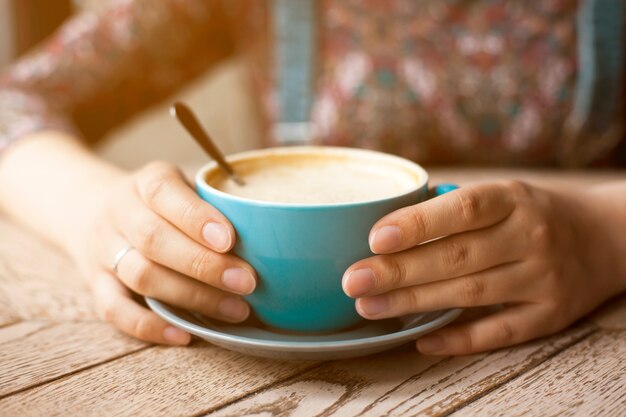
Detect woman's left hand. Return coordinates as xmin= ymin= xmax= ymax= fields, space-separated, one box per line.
xmin=342 ymin=181 xmax=626 ymax=355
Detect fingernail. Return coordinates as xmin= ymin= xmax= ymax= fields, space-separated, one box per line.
xmin=202 ymin=222 xmax=231 ymax=252
xmin=163 ymin=326 xmax=191 ymax=345
xmin=343 ymin=268 xmax=376 ymax=298
xmin=357 ymin=295 xmax=390 ymax=317
xmin=369 ymin=226 xmax=402 ymax=253
xmin=222 ymin=268 xmax=256 ymax=295
xmin=417 ymin=335 xmax=446 ymax=353
xmin=218 ymin=297 xmax=250 ymax=321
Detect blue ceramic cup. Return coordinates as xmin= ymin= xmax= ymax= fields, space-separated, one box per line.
xmin=196 ymin=146 xmax=432 ymax=333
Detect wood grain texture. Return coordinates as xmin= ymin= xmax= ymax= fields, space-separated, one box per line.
xmin=207 ymin=323 xmax=596 ymax=417
xmin=0 ymin=217 xmax=96 ymax=323
xmin=0 ymin=321 xmax=146 ymax=398
xmin=0 ymin=307 xmax=20 ymax=328
xmin=0 ymin=341 xmax=320 ymax=417
xmin=454 ymin=329 xmax=626 ymax=416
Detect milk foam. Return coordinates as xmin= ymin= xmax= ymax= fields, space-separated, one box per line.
xmin=209 ymin=154 xmax=419 ymax=204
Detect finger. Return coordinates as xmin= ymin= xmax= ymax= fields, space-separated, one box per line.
xmin=369 ymin=181 xmax=521 ymax=254
xmin=354 ymin=262 xmax=530 ymax=319
xmin=134 ymin=162 xmax=235 ymax=252
xmin=111 ymin=198 xmax=256 ymax=295
xmin=115 ymin=249 xmax=250 ymax=322
xmin=93 ymin=271 xmax=191 ymax=345
xmin=344 ymin=220 xmax=524 ymax=298
xmin=415 ymin=303 xmax=559 ymax=355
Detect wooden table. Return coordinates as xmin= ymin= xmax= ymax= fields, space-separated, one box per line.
xmin=1 ymin=168 xmax=625 ymax=416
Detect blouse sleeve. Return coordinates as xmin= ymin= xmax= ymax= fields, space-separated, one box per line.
xmin=0 ymin=0 xmax=237 ymax=153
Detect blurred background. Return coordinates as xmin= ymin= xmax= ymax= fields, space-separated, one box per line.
xmin=0 ymin=0 xmax=262 ymax=170
xmin=0 ymin=0 xmax=71 ymax=69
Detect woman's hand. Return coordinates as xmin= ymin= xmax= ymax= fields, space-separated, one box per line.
xmin=343 ymin=181 xmax=626 ymax=355
xmin=77 ymin=161 xmax=256 ymax=345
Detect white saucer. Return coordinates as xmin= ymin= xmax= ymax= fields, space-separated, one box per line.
xmin=146 ymin=297 xmax=462 ymax=361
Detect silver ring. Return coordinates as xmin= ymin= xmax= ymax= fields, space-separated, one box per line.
xmin=112 ymin=246 xmax=134 ymax=274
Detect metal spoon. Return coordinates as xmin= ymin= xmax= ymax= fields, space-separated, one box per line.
xmin=170 ymin=101 xmax=245 ymax=186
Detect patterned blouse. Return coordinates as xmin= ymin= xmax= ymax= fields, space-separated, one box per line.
xmin=0 ymin=0 xmax=624 ymax=166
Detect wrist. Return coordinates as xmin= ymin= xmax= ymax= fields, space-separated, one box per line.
xmin=0 ymin=131 xmax=127 ymax=261
xmin=582 ymin=185 xmax=626 ymax=294
xmin=593 ymin=185 xmax=626 ymax=292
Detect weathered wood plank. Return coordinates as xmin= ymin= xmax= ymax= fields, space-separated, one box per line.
xmin=0 ymin=217 xmax=96 ymax=322
xmin=0 ymin=341 xmax=320 ymax=417
xmin=589 ymin=294 xmax=626 ymax=330
xmin=0 ymin=307 xmax=20 ymax=328
xmin=454 ymin=329 xmax=626 ymax=416
xmin=0 ymin=321 xmax=146 ymax=398
xmin=207 ymin=323 xmax=596 ymax=417
xmin=0 ymin=320 xmax=49 ymax=344
xmin=0 ymin=167 xmax=623 ymax=417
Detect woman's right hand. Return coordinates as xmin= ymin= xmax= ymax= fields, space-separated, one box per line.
xmin=77 ymin=161 xmax=257 ymax=345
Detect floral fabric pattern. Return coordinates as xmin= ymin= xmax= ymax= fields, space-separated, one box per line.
xmin=0 ymin=0 xmax=623 ymax=166
xmin=311 ymin=0 xmax=582 ymax=165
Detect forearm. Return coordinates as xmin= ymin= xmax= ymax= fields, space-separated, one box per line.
xmin=0 ymin=132 xmax=125 ymax=258
xmin=588 ymin=182 xmax=626 ymax=289
xmin=0 ymin=0 xmax=235 ymax=152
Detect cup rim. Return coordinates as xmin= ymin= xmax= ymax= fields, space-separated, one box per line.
xmin=195 ymin=146 xmax=429 ymax=209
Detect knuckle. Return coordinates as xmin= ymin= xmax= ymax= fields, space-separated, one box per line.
xmin=494 ymin=320 xmax=515 ymax=345
xmin=442 ymin=240 xmax=471 ymax=272
xmin=190 ymin=250 xmax=217 ymax=279
xmin=378 ymin=256 xmax=406 ymax=288
xmin=187 ymin=286 xmax=209 ymax=309
xmin=138 ymin=162 xmax=179 ymax=205
xmin=458 ymin=327 xmax=474 ymax=353
xmin=136 ymin=218 xmax=163 ymax=254
xmin=178 ymin=201 xmax=201 ymax=230
xmin=456 ymin=191 xmax=482 ymax=224
xmin=126 ymin=257 xmax=153 ymax=294
xmin=529 ymin=221 xmax=553 ymax=250
xmin=504 ymin=180 xmax=532 ymax=201
xmin=399 ymin=288 xmax=422 ymax=312
xmin=543 ymin=268 xmax=564 ymax=292
xmin=142 ymin=176 xmax=169 ymax=206
xmin=459 ymin=277 xmax=485 ymax=305
xmin=408 ymin=207 xmax=430 ymax=240
xmin=101 ymin=303 xmax=117 ymax=324
xmin=132 ymin=314 xmax=155 ymax=340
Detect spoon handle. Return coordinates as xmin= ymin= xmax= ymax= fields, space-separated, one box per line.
xmin=170 ymin=102 xmax=245 ymax=186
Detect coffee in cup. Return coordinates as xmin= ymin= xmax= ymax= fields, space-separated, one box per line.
xmin=209 ymin=153 xmax=419 ymax=205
